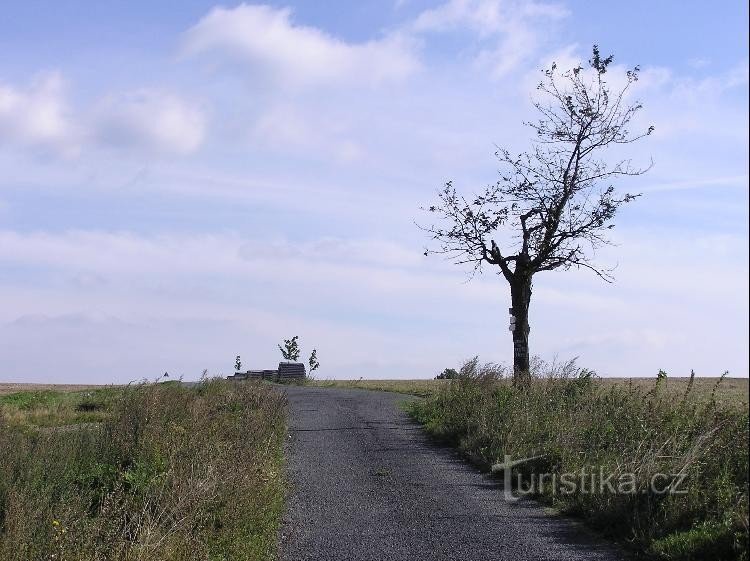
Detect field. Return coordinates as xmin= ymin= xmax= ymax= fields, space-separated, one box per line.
xmin=0 ymin=379 xmax=286 ymax=561
xmin=0 ymin=383 xmax=104 ymax=396
xmin=310 ymin=376 xmax=749 ymax=406
xmin=309 ymin=378 xmax=447 ymax=397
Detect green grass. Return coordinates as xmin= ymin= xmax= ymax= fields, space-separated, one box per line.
xmin=0 ymin=379 xmax=287 ymax=561
xmin=0 ymin=386 xmax=121 ymax=428
xmin=406 ymin=365 xmax=748 ymax=560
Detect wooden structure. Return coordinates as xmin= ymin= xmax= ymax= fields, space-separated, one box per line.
xmin=227 ymin=362 xmax=306 ymax=382
xmin=278 ymin=362 xmax=306 ymax=380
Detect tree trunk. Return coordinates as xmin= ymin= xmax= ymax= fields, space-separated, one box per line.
xmin=510 ymin=276 xmax=532 ymax=380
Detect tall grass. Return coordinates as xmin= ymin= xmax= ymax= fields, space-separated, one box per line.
xmin=0 ymin=379 xmax=287 ymax=561
xmin=409 ymin=359 xmax=749 ymax=560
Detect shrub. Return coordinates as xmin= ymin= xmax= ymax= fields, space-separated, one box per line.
xmin=435 ymin=368 xmax=459 ymax=380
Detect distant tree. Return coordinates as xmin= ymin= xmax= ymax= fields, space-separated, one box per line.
xmin=308 ymin=349 xmax=320 ymax=372
xmin=421 ymin=46 xmax=652 ymax=380
xmin=235 ymin=355 xmax=242 ymax=372
xmin=279 ymin=336 xmax=301 ymax=362
xmin=435 ymin=368 xmax=459 ymax=380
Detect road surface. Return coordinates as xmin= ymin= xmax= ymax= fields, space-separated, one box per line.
xmin=279 ymin=385 xmax=624 ymax=561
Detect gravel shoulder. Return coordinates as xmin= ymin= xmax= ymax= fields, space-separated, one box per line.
xmin=279 ymin=385 xmax=625 ymax=561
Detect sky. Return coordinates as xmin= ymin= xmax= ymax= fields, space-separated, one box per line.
xmin=0 ymin=0 xmax=747 ymax=383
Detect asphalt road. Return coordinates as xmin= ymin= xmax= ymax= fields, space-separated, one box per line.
xmin=279 ymin=386 xmax=624 ymax=561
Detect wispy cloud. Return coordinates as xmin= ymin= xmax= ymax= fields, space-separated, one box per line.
xmin=182 ymin=3 xmax=420 ymax=88
xmin=0 ymin=75 xmax=206 ymax=157
xmin=0 ymin=227 xmax=746 ymax=380
xmin=92 ymin=90 xmax=207 ymax=155
xmin=413 ymin=0 xmax=568 ymax=77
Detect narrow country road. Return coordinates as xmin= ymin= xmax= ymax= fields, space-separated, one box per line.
xmin=279 ymin=386 xmax=624 ymax=561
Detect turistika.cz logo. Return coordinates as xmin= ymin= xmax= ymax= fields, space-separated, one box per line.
xmin=493 ymin=455 xmax=689 ymax=502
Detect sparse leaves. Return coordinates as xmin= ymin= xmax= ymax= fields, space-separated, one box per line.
xmin=420 ymin=46 xmax=652 ymax=284
xmin=308 ymin=349 xmax=320 ymax=372
xmin=278 ymin=336 xmax=301 ymax=362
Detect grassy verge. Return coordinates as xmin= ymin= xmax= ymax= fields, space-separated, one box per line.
xmin=407 ymin=365 xmax=748 ymax=560
xmin=0 ymin=379 xmax=287 ymax=561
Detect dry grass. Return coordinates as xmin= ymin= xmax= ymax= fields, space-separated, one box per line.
xmin=0 ymin=379 xmax=287 ymax=561
xmin=601 ymin=377 xmax=748 ymax=408
xmin=0 ymin=383 xmax=105 ymax=396
xmin=310 ymin=376 xmax=749 ymax=407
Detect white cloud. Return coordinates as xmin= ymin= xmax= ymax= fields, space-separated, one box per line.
xmin=0 ymin=72 xmax=77 ymax=154
xmin=523 ymin=46 xmax=749 ymax=187
xmin=182 ymin=4 xmax=420 ymax=88
xmin=414 ymin=0 xmax=566 ymax=34
xmin=0 ymin=227 xmax=746 ymax=380
xmin=413 ymin=0 xmax=568 ymax=77
xmin=519 ymin=1 xmax=568 ymax=19
xmin=252 ymin=103 xmax=365 ymax=163
xmin=0 ymin=74 xmax=206 ymax=157
xmin=414 ymin=0 xmax=502 ymax=35
xmin=93 ymin=90 xmax=206 ymax=155
xmin=0 ymin=229 xmax=498 ymax=381
xmin=474 ymin=23 xmax=537 ymax=77
xmin=644 ymin=174 xmax=748 ymax=192
xmin=623 ymin=62 xmax=748 ymax=156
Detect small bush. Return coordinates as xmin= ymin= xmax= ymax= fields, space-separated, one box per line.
xmin=74 ymin=399 xmax=104 ymax=413
xmin=435 ymin=368 xmax=459 ymax=380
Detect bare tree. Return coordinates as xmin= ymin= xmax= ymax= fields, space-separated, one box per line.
xmin=421 ymin=47 xmax=653 ymax=379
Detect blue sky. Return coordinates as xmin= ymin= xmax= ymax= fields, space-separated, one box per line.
xmin=0 ymin=1 xmax=747 ymax=382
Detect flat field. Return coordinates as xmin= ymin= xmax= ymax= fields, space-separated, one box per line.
xmin=0 ymin=382 xmax=104 ymax=396
xmin=310 ymin=376 xmax=749 ymax=407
